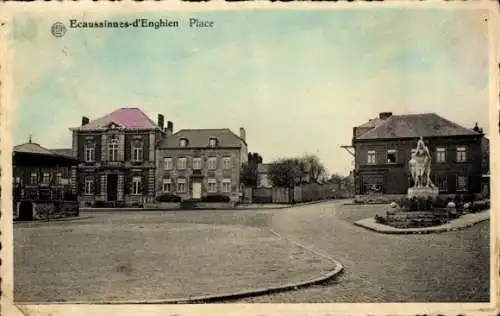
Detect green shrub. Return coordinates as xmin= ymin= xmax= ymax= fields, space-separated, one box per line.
xmin=201 ymin=194 xmax=231 ymax=203
xmin=156 ymin=194 xmax=181 ymax=203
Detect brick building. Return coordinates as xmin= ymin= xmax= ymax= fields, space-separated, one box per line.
xmin=350 ymin=112 xmax=487 ymax=196
xmin=155 ymin=127 xmax=248 ymax=202
xmin=70 ymin=107 xmax=168 ymax=207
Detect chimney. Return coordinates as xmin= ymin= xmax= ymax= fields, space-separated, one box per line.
xmin=157 ymin=114 xmax=165 ymax=129
xmin=166 ymin=121 xmax=173 ymax=135
xmin=82 ymin=116 xmax=90 ymax=126
xmin=379 ymin=112 xmax=393 ymax=120
xmin=239 ymin=127 xmax=246 ymax=141
xmin=473 ymin=122 xmax=481 ymax=133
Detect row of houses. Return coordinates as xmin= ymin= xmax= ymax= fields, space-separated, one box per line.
xmin=14 ymin=107 xmax=249 ymax=210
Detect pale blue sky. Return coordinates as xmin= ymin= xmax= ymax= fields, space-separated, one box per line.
xmin=11 ymin=9 xmax=491 ymax=176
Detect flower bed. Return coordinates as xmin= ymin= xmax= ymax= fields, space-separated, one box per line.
xmin=374 ymin=196 xmax=490 ymax=229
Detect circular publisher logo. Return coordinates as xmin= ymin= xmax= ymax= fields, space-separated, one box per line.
xmin=51 ymin=22 xmax=66 ymax=38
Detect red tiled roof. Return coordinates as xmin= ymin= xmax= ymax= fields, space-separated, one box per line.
xmin=75 ymin=107 xmax=160 ymax=131
xmin=158 ymin=128 xmax=245 ymax=148
xmin=356 ymin=113 xmax=480 ymax=140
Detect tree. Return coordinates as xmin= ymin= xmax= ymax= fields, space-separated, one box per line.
xmin=301 ymin=155 xmax=328 ymax=183
xmin=240 ymin=152 xmax=263 ymax=187
xmin=268 ymin=158 xmax=302 ymax=188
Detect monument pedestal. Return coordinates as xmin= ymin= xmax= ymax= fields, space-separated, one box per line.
xmin=407 ymin=187 xmax=439 ymax=199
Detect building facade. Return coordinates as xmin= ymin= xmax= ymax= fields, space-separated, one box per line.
xmin=351 ymin=112 xmax=486 ymax=196
xmin=70 ymin=108 xmax=169 ymax=207
xmin=156 ymin=127 xmax=248 ymax=202
xmin=13 ymin=140 xmax=79 ymax=220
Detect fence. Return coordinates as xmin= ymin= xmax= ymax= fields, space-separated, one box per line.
xmin=245 ymin=183 xmax=354 ymax=204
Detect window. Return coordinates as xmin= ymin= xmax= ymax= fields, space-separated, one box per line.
xmin=177 ymin=178 xmax=186 ymax=193
xmin=386 ymin=149 xmax=397 ymax=164
xmin=132 ymin=143 xmax=143 ymax=162
xmin=367 ymin=150 xmax=376 ymax=164
xmin=84 ymin=146 xmax=95 ymax=162
xmin=209 ymin=138 xmax=218 ymax=148
xmin=223 ymin=157 xmax=232 ymax=169
xmin=178 ymin=157 xmax=187 ymax=170
xmin=208 ymin=179 xmax=217 ymax=193
xmin=30 ymin=173 xmax=38 ymax=185
xmin=193 ymin=157 xmax=202 ymax=170
xmin=108 ymin=137 xmax=119 ymax=162
xmin=208 ymin=157 xmax=217 ymax=170
xmin=55 ymin=173 xmax=62 ymax=185
xmin=436 ymin=148 xmax=446 ymax=163
xmin=84 ymin=177 xmax=94 ymax=195
xmin=456 ymin=175 xmax=468 ymax=191
xmin=179 ymin=138 xmax=188 ymax=148
xmin=433 ymin=174 xmax=448 ymax=192
xmin=456 ymin=146 xmax=467 ymax=162
xmin=222 ymin=179 xmax=231 ymax=193
xmin=42 ymin=173 xmax=50 ymax=184
xmin=164 ymin=157 xmax=173 ymax=170
xmin=132 ymin=176 xmax=142 ymax=195
xmin=162 ymin=178 xmax=172 ymax=192
xmin=14 ymin=177 xmax=20 ymax=184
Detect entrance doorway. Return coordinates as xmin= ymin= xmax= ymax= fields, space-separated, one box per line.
xmin=192 ymin=181 xmax=202 ymax=200
xmin=18 ymin=201 xmax=33 ymax=221
xmin=107 ymin=174 xmax=118 ymax=202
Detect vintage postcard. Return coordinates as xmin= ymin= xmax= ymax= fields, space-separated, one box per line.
xmin=0 ymin=2 xmax=498 ymax=316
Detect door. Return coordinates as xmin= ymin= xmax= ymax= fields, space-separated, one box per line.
xmin=192 ymin=182 xmax=202 ymax=200
xmin=18 ymin=201 xmax=33 ymax=221
xmin=107 ymin=174 xmax=118 ymax=201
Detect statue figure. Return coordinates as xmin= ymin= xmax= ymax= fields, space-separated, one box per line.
xmin=409 ymin=137 xmax=436 ymax=189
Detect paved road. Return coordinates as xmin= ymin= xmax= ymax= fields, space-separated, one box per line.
xmin=237 ymin=201 xmax=490 ymax=303
xmin=17 ymin=202 xmax=489 ymax=303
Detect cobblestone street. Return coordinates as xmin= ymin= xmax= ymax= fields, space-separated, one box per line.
xmin=14 ymin=201 xmax=489 ymax=303
xmin=240 ymin=201 xmax=490 ymax=303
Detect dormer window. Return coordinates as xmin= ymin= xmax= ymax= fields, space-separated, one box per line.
xmin=179 ymin=138 xmax=188 ymax=148
xmin=209 ymin=137 xmax=218 ymax=148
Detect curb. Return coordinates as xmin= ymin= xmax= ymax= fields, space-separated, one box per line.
xmin=354 ymin=214 xmax=490 ymax=235
xmin=14 ymin=216 xmax=94 ymax=225
xmin=18 ymin=229 xmax=344 ymax=305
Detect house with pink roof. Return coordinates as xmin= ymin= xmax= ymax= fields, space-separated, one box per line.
xmin=69 ymin=107 xmax=171 ymax=207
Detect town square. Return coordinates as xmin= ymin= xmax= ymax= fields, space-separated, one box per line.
xmin=5 ymin=4 xmax=493 ymax=309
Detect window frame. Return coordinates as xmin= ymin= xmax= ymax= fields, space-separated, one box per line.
xmin=386 ymin=149 xmax=397 ymax=164
xmin=108 ymin=137 xmax=119 ymax=162
xmin=178 ymin=157 xmax=187 ymax=170
xmin=177 ymin=178 xmax=186 ymax=193
xmin=207 ymin=178 xmax=217 ymax=193
xmin=223 ymin=157 xmax=232 ymax=169
xmin=193 ymin=157 xmax=202 ymax=170
xmin=367 ymin=150 xmax=376 ymax=165
xmin=84 ymin=146 xmax=95 ymax=162
xmin=208 ymin=157 xmax=217 ymax=170
xmin=456 ymin=146 xmax=467 ymax=163
xmin=436 ymin=147 xmax=446 ymax=163
xmin=164 ymin=157 xmax=173 ymax=170
xmin=222 ymin=179 xmax=231 ymax=193
xmin=84 ymin=178 xmax=94 ymax=195
xmin=132 ymin=176 xmax=142 ymax=195
xmin=162 ymin=178 xmax=172 ymax=193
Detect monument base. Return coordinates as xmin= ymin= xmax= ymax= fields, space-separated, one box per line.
xmin=407 ymin=187 xmax=439 ymax=199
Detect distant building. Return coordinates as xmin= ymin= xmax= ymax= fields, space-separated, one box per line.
xmin=350 ymin=112 xmax=486 ymax=196
xmin=13 ymin=139 xmax=79 ymax=220
xmin=257 ymin=163 xmax=272 ymax=188
xmin=70 ymin=107 xmax=168 ymax=207
xmin=156 ymin=127 xmax=248 ymax=202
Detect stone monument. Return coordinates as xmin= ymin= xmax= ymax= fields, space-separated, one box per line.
xmin=408 ymin=136 xmax=439 ymax=198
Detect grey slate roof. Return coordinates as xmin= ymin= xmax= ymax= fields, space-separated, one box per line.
xmin=158 ymin=128 xmax=245 ymax=149
xmin=356 ymin=113 xmax=480 ymax=140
